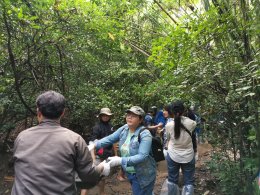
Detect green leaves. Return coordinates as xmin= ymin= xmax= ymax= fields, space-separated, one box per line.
xmin=0 ymin=1 xmax=259 ymax=193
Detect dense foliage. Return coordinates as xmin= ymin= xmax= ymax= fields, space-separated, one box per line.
xmin=0 ymin=0 xmax=259 ymax=194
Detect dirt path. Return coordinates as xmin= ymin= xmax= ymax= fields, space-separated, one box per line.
xmin=0 ymin=143 xmax=219 ymax=195
xmin=86 ymin=143 xmax=218 ymax=195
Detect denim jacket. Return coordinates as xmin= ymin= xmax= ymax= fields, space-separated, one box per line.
xmin=96 ymin=124 xmax=156 ymax=188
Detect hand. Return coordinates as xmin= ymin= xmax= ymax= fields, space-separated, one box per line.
xmin=107 ymin=156 xmax=122 ymax=167
xmin=99 ymin=160 xmax=110 ymax=176
xmin=87 ymin=142 xmax=95 ymax=151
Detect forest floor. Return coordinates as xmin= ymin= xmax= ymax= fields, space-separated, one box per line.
xmin=0 ymin=142 xmax=219 ymax=195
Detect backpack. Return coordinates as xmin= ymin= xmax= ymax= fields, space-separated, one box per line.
xmin=138 ymin=129 xmax=165 ymax=162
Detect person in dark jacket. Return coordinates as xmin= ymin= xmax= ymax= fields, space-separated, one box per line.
xmin=90 ymin=108 xmax=114 ymax=159
xmin=81 ymin=108 xmax=114 ymax=195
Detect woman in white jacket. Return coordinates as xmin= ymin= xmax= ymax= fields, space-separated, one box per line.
xmin=166 ymin=101 xmax=196 ymax=195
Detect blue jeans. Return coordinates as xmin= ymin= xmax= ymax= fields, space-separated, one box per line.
xmin=126 ymin=173 xmax=155 ymax=195
xmin=166 ymin=153 xmax=195 ymax=185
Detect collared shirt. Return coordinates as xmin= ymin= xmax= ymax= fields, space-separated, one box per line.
xmin=96 ymin=124 xmax=156 ymax=188
xmin=12 ymin=119 xmax=101 ymax=195
xmin=166 ymin=116 xmax=196 ymax=163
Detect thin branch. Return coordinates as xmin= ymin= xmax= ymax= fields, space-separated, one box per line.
xmin=55 ymin=44 xmax=66 ymax=93
xmin=154 ymin=0 xmax=179 ymax=25
xmin=124 ymin=39 xmax=151 ymax=57
xmin=26 ymin=44 xmax=42 ymax=88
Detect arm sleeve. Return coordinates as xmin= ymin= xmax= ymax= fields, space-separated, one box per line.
xmin=75 ymin=136 xmax=101 ymax=185
xmin=95 ymin=125 xmax=125 ymax=150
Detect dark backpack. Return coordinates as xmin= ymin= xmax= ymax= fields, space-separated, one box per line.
xmin=138 ymin=129 xmax=165 ymax=162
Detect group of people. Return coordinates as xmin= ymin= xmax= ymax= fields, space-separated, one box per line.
xmin=11 ymin=90 xmax=199 ymax=195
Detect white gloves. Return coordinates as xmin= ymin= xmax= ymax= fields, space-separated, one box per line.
xmin=99 ymin=160 xmax=111 ymax=176
xmin=87 ymin=141 xmax=95 ymax=151
xmin=88 ymin=139 xmax=99 ymax=151
xmin=107 ymin=156 xmax=122 ymax=167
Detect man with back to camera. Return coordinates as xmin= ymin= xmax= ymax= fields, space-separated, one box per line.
xmin=11 ymin=90 xmax=110 ymax=195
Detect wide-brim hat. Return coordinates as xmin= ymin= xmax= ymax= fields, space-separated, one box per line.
xmin=126 ymin=106 xmax=145 ymax=117
xmin=99 ymin=108 xmax=113 ymax=116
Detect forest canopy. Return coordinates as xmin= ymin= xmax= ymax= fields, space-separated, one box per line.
xmin=0 ymin=0 xmax=259 ymax=194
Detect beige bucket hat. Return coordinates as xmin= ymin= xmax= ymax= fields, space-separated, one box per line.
xmin=99 ymin=108 xmax=113 ymax=116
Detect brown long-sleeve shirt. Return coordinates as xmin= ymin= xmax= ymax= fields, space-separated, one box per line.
xmin=11 ymin=119 xmax=101 ymax=195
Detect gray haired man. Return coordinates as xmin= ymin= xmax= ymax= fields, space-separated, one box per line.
xmin=12 ymin=90 xmax=110 ymax=195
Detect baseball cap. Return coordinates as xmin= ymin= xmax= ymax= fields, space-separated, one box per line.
xmin=126 ymin=106 xmax=145 ymax=117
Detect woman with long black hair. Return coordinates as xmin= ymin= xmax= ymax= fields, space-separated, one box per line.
xmin=166 ymin=101 xmax=197 ymax=195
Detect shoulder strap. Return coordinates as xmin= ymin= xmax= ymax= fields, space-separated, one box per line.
xmin=137 ymin=127 xmax=147 ymax=143
xmin=182 ymin=125 xmax=197 ymax=152
xmin=183 ymin=125 xmax=192 ymax=137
